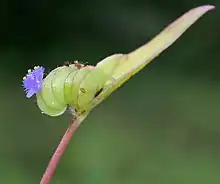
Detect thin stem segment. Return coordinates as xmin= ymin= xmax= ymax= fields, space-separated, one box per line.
xmin=40 ymin=114 xmax=87 ymax=184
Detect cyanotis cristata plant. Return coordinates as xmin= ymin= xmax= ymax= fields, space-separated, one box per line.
xmin=22 ymin=5 xmax=215 ymax=184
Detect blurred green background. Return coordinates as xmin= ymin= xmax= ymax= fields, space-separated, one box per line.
xmin=1 ymin=0 xmax=220 ymax=183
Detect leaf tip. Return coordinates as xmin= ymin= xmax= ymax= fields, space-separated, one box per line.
xmin=199 ymin=4 xmax=215 ymax=12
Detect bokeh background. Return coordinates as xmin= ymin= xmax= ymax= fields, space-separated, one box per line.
xmin=1 ymin=0 xmax=220 ymax=183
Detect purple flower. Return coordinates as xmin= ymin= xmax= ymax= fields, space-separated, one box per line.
xmin=22 ymin=66 xmax=45 ymax=98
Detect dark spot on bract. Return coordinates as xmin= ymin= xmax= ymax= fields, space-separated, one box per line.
xmin=80 ymin=88 xmax=86 ymax=93
xmin=94 ymin=88 xmax=103 ymax=98
xmin=74 ymin=61 xmax=84 ymax=69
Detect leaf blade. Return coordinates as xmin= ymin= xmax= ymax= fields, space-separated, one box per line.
xmin=93 ymin=5 xmax=215 ymax=108
xmin=114 ymin=5 xmax=215 ymax=80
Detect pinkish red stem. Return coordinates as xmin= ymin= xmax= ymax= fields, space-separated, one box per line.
xmin=40 ymin=115 xmax=86 ymax=184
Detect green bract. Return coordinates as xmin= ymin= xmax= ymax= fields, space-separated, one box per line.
xmin=34 ymin=5 xmax=214 ymax=117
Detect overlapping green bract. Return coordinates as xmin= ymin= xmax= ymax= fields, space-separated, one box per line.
xmin=34 ymin=5 xmax=214 ymax=117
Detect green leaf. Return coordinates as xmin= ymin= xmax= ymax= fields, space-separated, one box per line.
xmin=92 ymin=5 xmax=215 ymax=109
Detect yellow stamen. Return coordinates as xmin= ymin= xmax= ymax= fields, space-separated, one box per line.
xmin=23 ymin=76 xmax=26 ymax=80
xmin=28 ymin=69 xmax=31 ymax=73
xmin=34 ymin=66 xmax=39 ymax=69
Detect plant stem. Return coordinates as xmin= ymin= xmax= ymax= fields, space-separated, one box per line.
xmin=40 ymin=114 xmax=87 ymax=184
